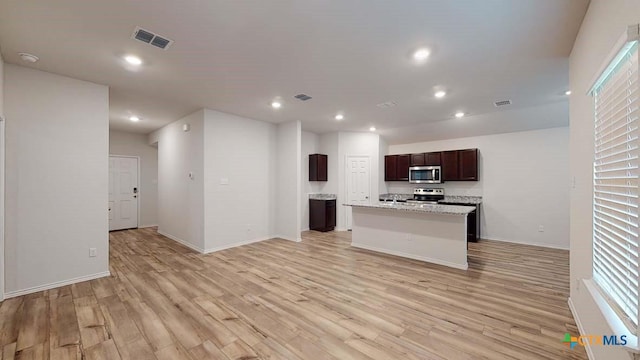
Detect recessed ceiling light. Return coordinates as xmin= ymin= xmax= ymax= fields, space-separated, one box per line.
xmin=413 ymin=48 xmax=430 ymax=62
xmin=18 ymin=52 xmax=39 ymax=63
xmin=455 ymin=112 xmax=465 ymax=118
xmin=335 ymin=114 xmax=344 ymax=121
xmin=129 ymin=116 xmax=140 ymax=122
xmin=271 ymin=101 xmax=282 ymax=109
xmin=124 ymin=55 xmax=143 ymax=66
xmin=565 ymin=90 xmax=572 ymax=95
xmin=369 ymin=127 xmax=376 ymax=132
xmin=434 ymin=91 xmax=446 ymax=98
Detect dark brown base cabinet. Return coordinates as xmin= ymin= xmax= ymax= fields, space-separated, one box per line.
xmin=309 ymin=199 xmax=336 ymax=232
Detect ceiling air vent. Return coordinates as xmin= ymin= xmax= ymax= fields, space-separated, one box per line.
xmin=131 ymin=26 xmax=174 ymax=50
xmin=376 ymin=101 xmax=397 ymax=108
xmin=294 ymin=94 xmax=312 ymax=101
xmin=494 ymin=99 xmax=512 ymax=107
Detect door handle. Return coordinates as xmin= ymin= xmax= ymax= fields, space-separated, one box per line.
xmin=365 ymin=196 xmax=369 ymax=199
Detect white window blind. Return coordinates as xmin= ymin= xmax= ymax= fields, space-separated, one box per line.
xmin=593 ymin=37 xmax=639 ymax=333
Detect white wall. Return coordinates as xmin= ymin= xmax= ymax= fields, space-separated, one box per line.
xmin=0 ymin=52 xmax=5 ymax=300
xmin=202 ymin=109 xmax=278 ymax=251
xmin=4 ymin=64 xmax=109 ymax=295
xmin=318 ymin=132 xmax=339 ymax=196
xmin=153 ymin=110 xmax=205 ymax=251
xmin=301 ymin=131 xmax=323 ymax=230
xmin=389 ymin=127 xmax=570 ymax=249
xmin=275 ymin=121 xmax=301 ymax=241
xmin=569 ymin=1 xmax=640 ymax=359
xmin=109 ymin=130 xmax=158 ymax=228
xmin=338 ymin=132 xmax=383 ymax=230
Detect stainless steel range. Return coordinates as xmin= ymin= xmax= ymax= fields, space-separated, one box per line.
xmin=406 ymin=188 xmax=444 ymax=204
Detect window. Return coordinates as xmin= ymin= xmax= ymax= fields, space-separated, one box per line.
xmin=592 ymin=26 xmax=639 ymax=333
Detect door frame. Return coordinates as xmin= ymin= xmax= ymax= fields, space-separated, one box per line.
xmin=345 ymin=155 xmax=371 ymax=230
xmin=0 ymin=116 xmax=5 ymax=301
xmin=109 ymin=155 xmax=141 ymax=230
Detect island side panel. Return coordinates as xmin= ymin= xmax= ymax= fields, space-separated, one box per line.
xmin=350 ymin=206 xmax=468 ymax=270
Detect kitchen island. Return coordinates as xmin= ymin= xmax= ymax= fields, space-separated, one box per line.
xmin=346 ymin=202 xmax=475 ymax=270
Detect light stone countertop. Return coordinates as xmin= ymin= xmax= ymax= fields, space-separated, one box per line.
xmin=309 ymin=193 xmax=337 ymax=200
xmin=441 ymin=195 xmax=483 ymax=205
xmin=345 ymin=201 xmax=476 ymax=216
xmin=378 ymin=193 xmax=482 ymax=205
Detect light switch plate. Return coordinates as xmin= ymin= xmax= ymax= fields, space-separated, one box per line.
xmin=220 ymin=178 xmax=229 ymax=185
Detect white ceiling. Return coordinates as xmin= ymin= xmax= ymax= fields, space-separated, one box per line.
xmin=0 ymin=0 xmax=588 ymax=141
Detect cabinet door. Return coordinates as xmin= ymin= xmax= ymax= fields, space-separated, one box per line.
xmin=385 ymin=155 xmax=397 ymax=181
xmin=425 ymin=152 xmax=441 ymax=166
xmin=458 ymin=149 xmax=478 ymax=180
xmin=396 ymin=155 xmax=410 ymax=181
xmin=410 ymin=153 xmax=425 ymax=166
xmin=442 ymin=151 xmax=459 ymax=181
xmin=317 ymin=154 xmax=328 ymax=181
xmin=309 ymin=154 xmax=328 ymax=181
xmin=326 ymin=200 xmax=336 ymax=228
xmin=309 ymin=200 xmax=326 ymax=229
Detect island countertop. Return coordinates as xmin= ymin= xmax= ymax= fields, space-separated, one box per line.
xmin=345 ymin=201 xmax=475 ymax=216
xmin=379 ymin=193 xmax=483 ymax=205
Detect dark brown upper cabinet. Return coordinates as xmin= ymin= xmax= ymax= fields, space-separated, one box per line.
xmin=458 ymin=149 xmax=478 ymax=180
xmin=384 ymin=155 xmax=397 ymax=181
xmin=442 ymin=149 xmax=478 ymax=181
xmin=425 ymin=152 xmax=442 ymax=166
xmin=385 ymin=149 xmax=477 ymax=182
xmin=396 ymin=155 xmax=410 ymax=181
xmin=309 ymin=154 xmax=328 ymax=181
xmin=410 ymin=153 xmax=425 ymax=166
xmin=384 ymin=154 xmax=410 ymax=181
xmin=441 ymin=151 xmax=459 ymax=181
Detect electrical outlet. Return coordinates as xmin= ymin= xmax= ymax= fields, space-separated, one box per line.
xmin=538 ymin=225 xmax=544 ymax=232
xmin=89 ymin=248 xmax=97 ymax=257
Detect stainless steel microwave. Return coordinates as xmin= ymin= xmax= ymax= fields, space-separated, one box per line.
xmin=409 ymin=166 xmax=442 ymax=184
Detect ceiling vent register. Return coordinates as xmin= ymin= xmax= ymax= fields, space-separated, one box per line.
xmin=131 ymin=26 xmax=173 ymax=50
xmin=294 ymin=94 xmax=312 ymax=101
xmin=493 ymin=100 xmax=512 ymax=107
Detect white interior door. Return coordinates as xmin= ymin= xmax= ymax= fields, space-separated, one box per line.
xmin=109 ymin=156 xmax=139 ymax=231
xmin=346 ymin=155 xmax=370 ymax=230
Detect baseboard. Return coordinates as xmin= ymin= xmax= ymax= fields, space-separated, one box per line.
xmin=273 ymin=235 xmax=302 ymax=242
xmin=351 ymin=242 xmax=468 ymax=270
xmin=481 ymin=236 xmax=570 ymax=250
xmin=139 ymin=224 xmax=158 ymax=229
xmin=203 ymin=236 xmax=273 ymax=254
xmin=157 ymin=230 xmax=205 ymax=253
xmin=5 ymin=271 xmax=111 ymax=299
xmin=568 ymin=297 xmax=595 ymax=360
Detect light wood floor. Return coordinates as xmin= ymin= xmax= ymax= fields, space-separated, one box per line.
xmin=0 ymin=228 xmax=587 ymax=360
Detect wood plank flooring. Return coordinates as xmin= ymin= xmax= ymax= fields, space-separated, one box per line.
xmin=0 ymin=228 xmax=587 ymax=359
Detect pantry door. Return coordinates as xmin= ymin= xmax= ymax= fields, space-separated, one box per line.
xmin=109 ymin=156 xmax=139 ymax=231
xmin=346 ymin=155 xmax=370 ymax=230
